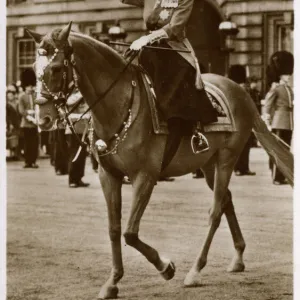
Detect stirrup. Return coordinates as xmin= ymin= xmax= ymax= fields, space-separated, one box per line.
xmin=191 ymin=131 xmax=209 ymax=154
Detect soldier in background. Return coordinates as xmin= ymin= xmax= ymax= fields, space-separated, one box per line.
xmin=229 ymin=65 xmax=256 ymax=177
xmin=65 ymin=90 xmax=90 ymax=188
xmin=263 ymin=51 xmax=293 ymax=185
xmin=247 ymin=76 xmax=262 ymax=147
xmin=248 ymin=76 xmax=262 ymax=114
xmin=51 ymin=122 xmax=69 ymax=175
xmin=18 ymin=83 xmax=39 ymax=168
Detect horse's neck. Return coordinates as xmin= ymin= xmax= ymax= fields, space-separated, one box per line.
xmin=71 ymin=35 xmax=132 ymax=140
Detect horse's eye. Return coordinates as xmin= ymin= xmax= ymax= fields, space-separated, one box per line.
xmin=38 ymin=48 xmax=47 ymax=56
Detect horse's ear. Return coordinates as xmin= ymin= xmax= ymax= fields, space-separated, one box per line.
xmin=58 ymin=21 xmax=72 ymax=42
xmin=25 ymin=28 xmax=44 ymax=44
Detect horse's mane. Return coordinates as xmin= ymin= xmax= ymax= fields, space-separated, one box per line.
xmin=42 ymin=28 xmax=126 ymax=66
xmin=70 ymin=31 xmax=126 ymax=65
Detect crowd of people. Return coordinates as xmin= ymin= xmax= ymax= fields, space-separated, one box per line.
xmin=6 ymin=50 xmax=293 ymax=187
xmin=6 ymin=83 xmax=91 ymax=187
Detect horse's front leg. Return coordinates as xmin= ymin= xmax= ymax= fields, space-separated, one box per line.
xmin=123 ymin=171 xmax=176 ymax=280
xmin=98 ymin=166 xmax=123 ymax=300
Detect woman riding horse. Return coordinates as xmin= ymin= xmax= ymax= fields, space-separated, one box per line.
xmin=27 ymin=20 xmax=293 ymax=300
xmin=124 ymin=0 xmax=218 ymax=153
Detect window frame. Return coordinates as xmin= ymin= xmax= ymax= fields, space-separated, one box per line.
xmin=16 ymin=38 xmax=36 ymax=81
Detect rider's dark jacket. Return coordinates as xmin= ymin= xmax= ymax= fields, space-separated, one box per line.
xmin=122 ymin=0 xmax=200 ymax=86
xmin=122 ymin=0 xmax=217 ymax=124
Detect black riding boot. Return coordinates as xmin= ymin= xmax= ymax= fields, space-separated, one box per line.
xmin=190 ymin=88 xmax=217 ymax=154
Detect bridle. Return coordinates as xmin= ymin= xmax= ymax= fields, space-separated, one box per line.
xmin=35 ymin=41 xmax=86 ymax=146
xmin=35 ymin=39 xmax=139 ymax=153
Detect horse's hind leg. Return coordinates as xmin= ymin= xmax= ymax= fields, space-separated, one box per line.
xmin=201 ymin=162 xmax=245 ymax=272
xmin=224 ymin=191 xmax=246 ymax=272
xmin=98 ymin=167 xmax=123 ymax=299
xmin=184 ymin=149 xmax=244 ymax=286
xmin=123 ymin=171 xmax=176 ymax=280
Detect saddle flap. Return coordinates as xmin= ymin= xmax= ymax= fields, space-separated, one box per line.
xmin=140 ymin=68 xmax=169 ymax=135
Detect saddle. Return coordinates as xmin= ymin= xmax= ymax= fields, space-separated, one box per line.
xmin=140 ymin=69 xmax=236 ymax=135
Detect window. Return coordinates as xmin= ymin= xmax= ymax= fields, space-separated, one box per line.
xmin=17 ymin=39 xmax=36 ymax=80
xmin=277 ymin=26 xmax=293 ymax=53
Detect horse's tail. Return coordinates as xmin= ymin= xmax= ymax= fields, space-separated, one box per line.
xmin=252 ymin=110 xmax=293 ymax=187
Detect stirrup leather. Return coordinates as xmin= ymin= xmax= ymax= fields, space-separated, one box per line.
xmin=191 ymin=131 xmax=209 ymax=154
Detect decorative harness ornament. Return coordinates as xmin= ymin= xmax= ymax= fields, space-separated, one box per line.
xmin=35 ymin=40 xmax=139 ymax=159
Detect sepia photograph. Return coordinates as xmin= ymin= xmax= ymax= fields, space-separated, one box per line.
xmin=2 ymin=0 xmax=298 ymax=299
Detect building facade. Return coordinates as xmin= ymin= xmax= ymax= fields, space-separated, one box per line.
xmin=6 ymin=0 xmax=293 ymax=93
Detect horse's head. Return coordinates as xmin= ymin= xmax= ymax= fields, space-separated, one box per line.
xmin=26 ymin=22 xmax=75 ymax=130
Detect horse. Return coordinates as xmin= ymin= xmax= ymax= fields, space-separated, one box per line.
xmin=26 ymin=22 xmax=293 ymax=299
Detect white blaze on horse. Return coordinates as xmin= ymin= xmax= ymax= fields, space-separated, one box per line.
xmin=27 ymin=23 xmax=293 ymax=299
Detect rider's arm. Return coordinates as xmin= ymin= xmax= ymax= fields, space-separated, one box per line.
xmin=163 ymin=0 xmax=194 ymax=41
xmin=120 ymin=0 xmax=144 ymax=7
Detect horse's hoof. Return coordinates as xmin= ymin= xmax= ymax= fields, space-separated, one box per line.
xmin=160 ymin=260 xmax=176 ymax=280
xmin=227 ymin=261 xmax=245 ymax=273
xmin=98 ymin=284 xmax=119 ymax=299
xmin=184 ymin=269 xmax=202 ymax=287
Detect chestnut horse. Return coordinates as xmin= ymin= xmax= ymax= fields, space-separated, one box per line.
xmin=27 ymin=23 xmax=293 ymax=299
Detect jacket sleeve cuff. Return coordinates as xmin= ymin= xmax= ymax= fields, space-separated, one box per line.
xmin=147 ymin=29 xmax=169 ymax=44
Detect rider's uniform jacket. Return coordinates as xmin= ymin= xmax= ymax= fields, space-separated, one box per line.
xmin=121 ymin=0 xmax=203 ymax=89
xmin=263 ymin=82 xmax=293 ymax=130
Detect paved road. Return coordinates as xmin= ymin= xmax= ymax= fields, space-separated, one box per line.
xmin=7 ymin=148 xmax=293 ymax=300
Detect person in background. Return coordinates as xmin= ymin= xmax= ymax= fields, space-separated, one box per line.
xmin=40 ymin=131 xmax=51 ymax=156
xmin=52 ymin=122 xmax=69 ymax=175
xmin=228 ymin=65 xmax=256 ymax=177
xmin=6 ymin=90 xmax=21 ymax=160
xmin=248 ymin=76 xmax=262 ymax=114
xmin=6 ymin=86 xmax=18 ymax=107
xmin=18 ymin=84 xmax=39 ymax=168
xmin=65 ymin=90 xmax=90 ymax=188
xmin=247 ymin=76 xmax=262 ymax=147
xmin=263 ymin=51 xmax=293 ymax=185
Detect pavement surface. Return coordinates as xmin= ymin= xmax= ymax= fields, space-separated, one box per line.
xmin=7 ymin=147 xmax=293 ymax=300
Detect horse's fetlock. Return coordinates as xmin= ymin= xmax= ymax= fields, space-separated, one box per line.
xmin=235 ymin=241 xmax=246 ymax=253
xmin=123 ymin=232 xmax=138 ymax=246
xmin=112 ymin=268 xmax=124 ymax=281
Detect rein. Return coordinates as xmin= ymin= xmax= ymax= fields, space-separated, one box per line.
xmin=71 ymin=51 xmax=138 ymax=125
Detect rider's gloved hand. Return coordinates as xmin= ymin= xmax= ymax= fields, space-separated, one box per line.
xmin=130 ymin=36 xmax=150 ymax=51
xmin=125 ymin=30 xmax=169 ymax=59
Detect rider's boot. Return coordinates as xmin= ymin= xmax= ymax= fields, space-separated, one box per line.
xmin=191 ymin=128 xmax=209 ymax=154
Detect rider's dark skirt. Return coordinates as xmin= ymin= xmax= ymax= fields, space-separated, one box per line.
xmin=139 ymin=41 xmax=217 ymax=124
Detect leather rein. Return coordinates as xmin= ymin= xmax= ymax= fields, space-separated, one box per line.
xmin=35 ymin=40 xmax=138 ymax=152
